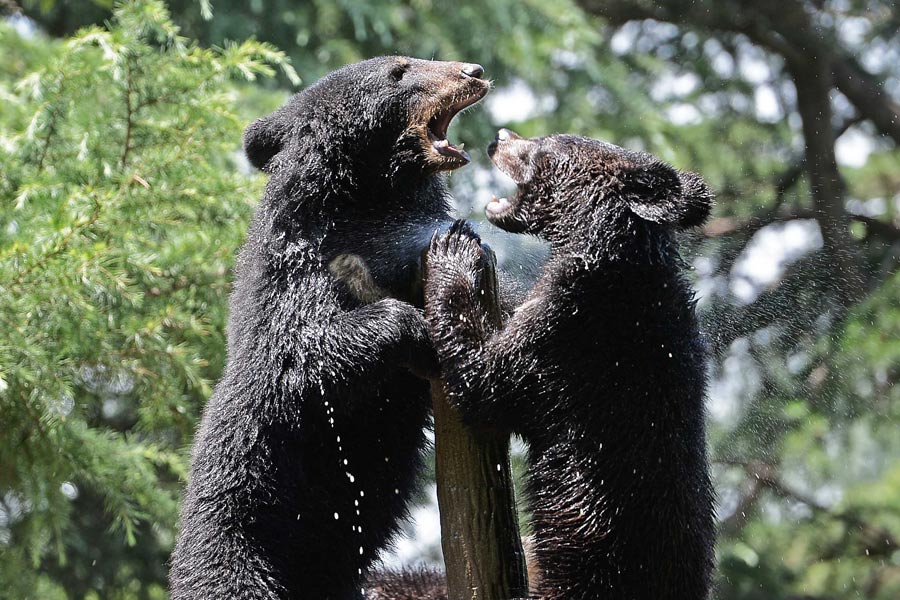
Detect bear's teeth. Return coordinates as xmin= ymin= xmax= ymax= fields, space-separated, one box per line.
xmin=486 ymin=197 xmax=512 ymax=217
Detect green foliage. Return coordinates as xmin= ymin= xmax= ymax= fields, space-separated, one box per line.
xmin=0 ymin=1 xmax=294 ymax=595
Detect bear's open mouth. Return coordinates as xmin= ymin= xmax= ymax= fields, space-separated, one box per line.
xmin=425 ymin=90 xmax=487 ymax=164
xmin=483 ymin=128 xmax=533 ymax=229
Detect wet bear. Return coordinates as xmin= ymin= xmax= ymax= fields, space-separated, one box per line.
xmin=169 ymin=57 xmax=489 ymax=600
xmin=424 ymin=130 xmax=716 ymax=600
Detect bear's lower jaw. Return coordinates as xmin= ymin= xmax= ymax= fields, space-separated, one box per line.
xmin=485 ymin=196 xmax=528 ymax=233
xmin=486 ymin=196 xmax=514 ymax=219
xmin=419 ymin=132 xmax=472 ymax=171
xmin=431 ymin=137 xmax=470 ymax=163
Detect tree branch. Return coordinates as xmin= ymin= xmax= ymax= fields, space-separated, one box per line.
xmin=718 ymin=476 xmax=764 ymax=535
xmin=832 ymin=56 xmax=900 ymax=146
xmin=9 ymin=197 xmax=102 ymax=289
xmin=703 ymin=114 xmax=864 ymax=238
xmin=0 ymin=0 xmax=21 ymax=16
xmin=852 ymin=213 xmax=900 ymax=243
xmin=707 ymin=205 xmax=900 ymax=243
xmin=718 ymin=459 xmax=900 ymax=555
xmin=121 ymin=61 xmax=135 ymax=169
xmin=580 ymin=1 xmax=900 ymax=145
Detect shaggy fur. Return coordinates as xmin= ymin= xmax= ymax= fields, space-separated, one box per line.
xmin=169 ymin=57 xmax=489 ymax=600
xmin=424 ymin=130 xmax=716 ymax=600
xmin=364 ymin=568 xmax=448 ymax=600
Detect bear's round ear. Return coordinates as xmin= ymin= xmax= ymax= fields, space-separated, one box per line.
xmin=626 ymin=162 xmax=713 ymax=229
xmin=674 ymin=171 xmax=714 ymax=228
xmin=243 ymin=115 xmax=285 ymax=172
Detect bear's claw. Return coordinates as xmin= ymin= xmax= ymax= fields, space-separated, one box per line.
xmin=427 ymin=219 xmax=485 ymax=276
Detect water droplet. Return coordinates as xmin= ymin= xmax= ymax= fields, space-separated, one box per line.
xmin=46 ymin=393 xmax=75 ymax=417
xmin=60 ymin=482 xmax=78 ymax=500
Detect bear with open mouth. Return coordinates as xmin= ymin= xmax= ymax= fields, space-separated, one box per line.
xmin=169 ymin=57 xmax=489 ymax=600
xmin=425 ymin=130 xmax=716 ymax=600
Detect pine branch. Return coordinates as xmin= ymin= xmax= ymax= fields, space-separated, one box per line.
xmin=121 ymin=60 xmax=135 ymax=169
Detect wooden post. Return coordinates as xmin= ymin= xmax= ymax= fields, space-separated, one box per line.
xmin=427 ymin=247 xmax=529 ymax=600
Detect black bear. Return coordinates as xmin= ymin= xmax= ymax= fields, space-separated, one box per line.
xmin=424 ymin=129 xmax=716 ymax=600
xmin=169 ymin=57 xmax=489 ymax=600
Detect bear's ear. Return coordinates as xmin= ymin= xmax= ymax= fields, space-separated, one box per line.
xmin=674 ymin=170 xmax=714 ymax=228
xmin=625 ymin=162 xmax=713 ymax=229
xmin=243 ymin=115 xmax=285 ymax=172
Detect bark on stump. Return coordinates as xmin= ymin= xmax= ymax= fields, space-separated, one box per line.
xmin=427 ymin=246 xmax=529 ymax=600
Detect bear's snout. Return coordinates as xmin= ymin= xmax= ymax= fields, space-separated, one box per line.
xmin=488 ymin=128 xmax=535 ymax=185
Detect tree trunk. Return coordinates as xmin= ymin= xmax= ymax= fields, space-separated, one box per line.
xmin=429 ymin=247 xmax=529 ymax=600
xmin=787 ymin=56 xmax=867 ymax=307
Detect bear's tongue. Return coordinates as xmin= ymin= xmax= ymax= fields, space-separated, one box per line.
xmin=432 ymin=138 xmax=469 ymax=162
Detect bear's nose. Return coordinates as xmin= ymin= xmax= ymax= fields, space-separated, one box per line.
xmin=461 ymin=64 xmax=484 ymax=79
xmin=496 ymin=128 xmax=522 ymax=142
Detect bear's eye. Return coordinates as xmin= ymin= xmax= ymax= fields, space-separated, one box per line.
xmin=389 ymin=64 xmax=408 ymax=82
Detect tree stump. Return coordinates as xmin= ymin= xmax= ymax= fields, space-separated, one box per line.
xmin=427 ymin=246 xmax=529 ymax=600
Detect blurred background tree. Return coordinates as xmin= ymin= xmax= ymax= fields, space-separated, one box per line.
xmin=1 ymin=0 xmax=897 ymax=598
xmin=0 ymin=2 xmax=295 ymax=597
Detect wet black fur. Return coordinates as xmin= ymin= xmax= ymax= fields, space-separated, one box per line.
xmin=169 ymin=57 xmax=487 ymax=600
xmin=425 ymin=133 xmax=716 ymax=600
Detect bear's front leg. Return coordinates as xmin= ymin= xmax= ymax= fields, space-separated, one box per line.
xmin=424 ymin=220 xmax=514 ymax=428
xmin=328 ymin=297 xmax=439 ymax=384
xmin=425 ymin=221 xmax=539 ymax=432
xmin=425 ymin=219 xmax=490 ymax=354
